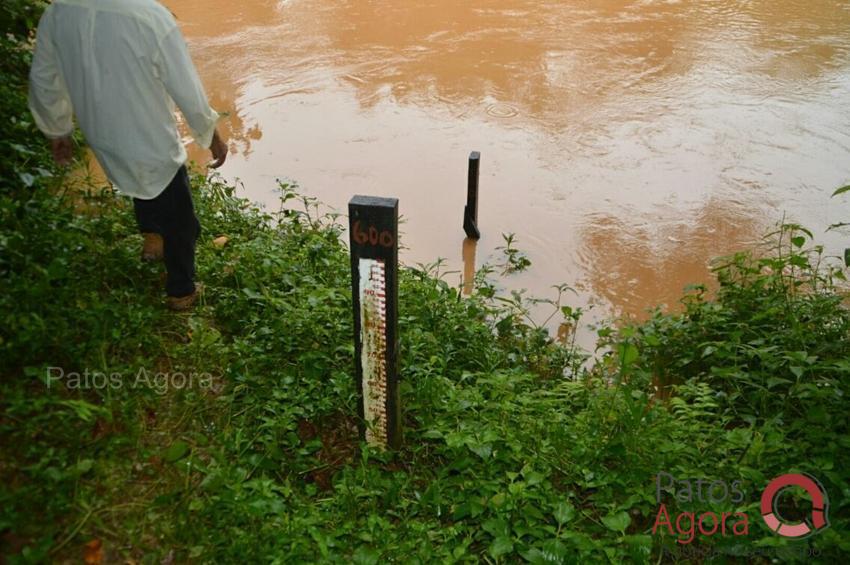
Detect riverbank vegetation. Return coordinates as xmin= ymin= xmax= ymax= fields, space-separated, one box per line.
xmin=2 ymin=4 xmax=849 ymax=563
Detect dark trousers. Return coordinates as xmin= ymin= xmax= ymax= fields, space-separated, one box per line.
xmin=133 ymin=166 xmax=200 ymax=297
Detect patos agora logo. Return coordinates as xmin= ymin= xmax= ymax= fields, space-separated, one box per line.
xmin=652 ymin=471 xmax=830 ymax=545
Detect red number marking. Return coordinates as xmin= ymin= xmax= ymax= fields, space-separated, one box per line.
xmin=353 ymin=220 xmax=394 ymax=248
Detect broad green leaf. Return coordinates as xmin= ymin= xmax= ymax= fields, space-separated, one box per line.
xmin=553 ymin=502 xmax=576 ymax=525
xmin=489 ymin=536 xmax=514 ymax=558
xmin=352 ymin=546 xmax=379 ymax=565
xmin=11 ymin=143 xmax=34 ymax=154
xmin=602 ymin=511 xmax=631 ymax=533
xmin=619 ymin=343 xmax=639 ymax=369
xmin=75 ymin=459 xmax=94 ymax=474
xmin=789 ymin=255 xmax=809 ymax=268
xmin=767 ymin=377 xmax=791 ymax=388
xmin=470 ymin=443 xmax=492 ymax=459
xmin=482 ymin=518 xmax=509 ymax=538
xmin=163 ymin=440 xmax=190 ymax=462
xmin=242 ymin=287 xmax=263 ymax=300
xmin=541 ymin=539 xmax=568 ymax=560
xmin=489 ymin=492 xmax=507 ymax=508
xmin=520 ymin=548 xmax=548 ymax=564
xmin=524 ymin=471 xmax=545 ymax=486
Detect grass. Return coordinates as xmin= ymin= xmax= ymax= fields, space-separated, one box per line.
xmin=2 ymin=3 xmax=850 ymax=563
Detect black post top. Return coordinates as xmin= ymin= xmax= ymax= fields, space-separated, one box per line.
xmin=350 ymin=195 xmax=399 ymax=209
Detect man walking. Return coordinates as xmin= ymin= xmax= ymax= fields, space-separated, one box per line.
xmin=28 ymin=0 xmax=227 ymax=310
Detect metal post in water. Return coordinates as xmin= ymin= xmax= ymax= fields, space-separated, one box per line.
xmin=348 ymin=195 xmax=401 ymax=450
xmin=463 ymin=151 xmax=481 ymax=240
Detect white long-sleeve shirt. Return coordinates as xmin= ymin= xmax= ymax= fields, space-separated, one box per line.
xmin=29 ymin=0 xmax=220 ymax=199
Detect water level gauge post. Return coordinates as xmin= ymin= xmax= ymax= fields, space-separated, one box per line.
xmin=463 ymin=151 xmax=481 ymax=240
xmin=348 ymin=195 xmax=401 ymax=450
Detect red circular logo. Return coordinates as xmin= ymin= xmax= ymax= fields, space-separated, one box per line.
xmin=761 ymin=473 xmax=829 ymax=538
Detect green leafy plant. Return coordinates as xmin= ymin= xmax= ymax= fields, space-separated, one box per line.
xmin=495 ymin=233 xmax=532 ymax=275
xmin=830 ymin=184 xmax=850 ymax=267
xmin=2 ymin=4 xmax=849 ymax=562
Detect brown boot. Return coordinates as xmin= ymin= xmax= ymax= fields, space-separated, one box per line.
xmin=142 ymin=233 xmax=164 ymax=262
xmin=166 ymin=283 xmax=204 ymax=312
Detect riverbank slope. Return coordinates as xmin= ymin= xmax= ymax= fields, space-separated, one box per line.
xmin=2 ymin=4 xmax=849 ymax=562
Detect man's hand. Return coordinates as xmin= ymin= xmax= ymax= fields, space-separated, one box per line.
xmin=50 ymin=136 xmax=74 ymax=166
xmin=209 ymin=129 xmax=227 ymax=169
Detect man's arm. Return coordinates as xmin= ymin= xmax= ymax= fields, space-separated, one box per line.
xmin=28 ymin=12 xmax=75 ymax=166
xmin=154 ymin=27 xmax=227 ymax=169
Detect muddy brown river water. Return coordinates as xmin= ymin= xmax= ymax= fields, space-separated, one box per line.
xmin=164 ymin=0 xmax=850 ymax=342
